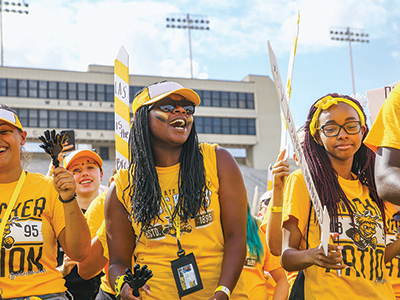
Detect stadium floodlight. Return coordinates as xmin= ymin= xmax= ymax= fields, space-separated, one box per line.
xmin=330 ymin=27 xmax=369 ymax=95
xmin=0 ymin=0 xmax=29 ymax=66
xmin=166 ymin=13 xmax=210 ymax=79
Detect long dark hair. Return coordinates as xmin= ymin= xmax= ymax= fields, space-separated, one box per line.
xmin=124 ymin=104 xmax=209 ymax=238
xmin=303 ymin=94 xmax=385 ymax=232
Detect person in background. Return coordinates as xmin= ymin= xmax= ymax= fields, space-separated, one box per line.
xmin=243 ymin=205 xmax=289 ymax=300
xmin=57 ymin=149 xmax=104 ymax=300
xmin=364 ymin=82 xmax=400 ymax=205
xmin=105 ymin=81 xmax=248 ymax=300
xmin=0 ymin=104 xmax=90 ymax=299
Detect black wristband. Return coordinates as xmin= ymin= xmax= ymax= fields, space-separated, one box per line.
xmin=58 ymin=192 xmax=77 ymax=204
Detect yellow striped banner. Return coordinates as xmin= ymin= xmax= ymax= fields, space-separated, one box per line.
xmin=114 ymin=46 xmax=130 ymax=170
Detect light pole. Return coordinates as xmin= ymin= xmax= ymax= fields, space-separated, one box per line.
xmin=330 ymin=27 xmax=369 ymax=95
xmin=330 ymin=27 xmax=369 ymax=96
xmin=166 ymin=13 xmax=210 ymax=79
xmin=0 ymin=0 xmax=29 ymax=67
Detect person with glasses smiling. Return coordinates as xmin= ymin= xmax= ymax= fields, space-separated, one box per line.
xmin=280 ymin=94 xmax=397 ymax=299
xmin=104 ymin=81 xmax=248 ymax=300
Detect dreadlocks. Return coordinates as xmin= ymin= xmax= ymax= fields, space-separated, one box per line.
xmin=303 ymin=94 xmax=385 ymax=232
xmin=124 ymin=104 xmax=209 ymax=239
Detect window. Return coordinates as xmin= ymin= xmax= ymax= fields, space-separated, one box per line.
xmin=18 ymin=80 xmax=28 ymax=97
xmin=238 ymin=93 xmax=246 ymax=108
xmin=106 ymin=85 xmax=113 ymax=102
xmin=0 ymin=79 xmax=6 ymax=96
xmin=211 ymin=91 xmax=220 ymax=107
xmin=77 ymin=111 xmax=87 ymax=129
xmin=97 ymin=112 xmax=106 ymax=130
xmin=88 ymin=112 xmax=96 ymax=129
xmin=39 ymin=110 xmax=48 ymax=127
xmin=39 ymin=81 xmax=48 ymax=98
xmin=68 ymin=83 xmax=77 ymax=100
xmin=106 ymin=113 xmax=114 ymax=130
xmin=248 ymin=119 xmax=256 ymax=135
xmin=194 ymin=116 xmax=203 ymax=133
xmin=231 ymin=118 xmax=239 ymax=134
xmin=49 ymin=82 xmax=58 ymax=98
xmin=229 ymin=92 xmax=238 ymax=108
xmin=221 ymin=92 xmax=229 ymax=107
xmin=68 ymin=111 xmax=78 ymax=128
xmin=213 ymin=118 xmax=221 ymax=134
xmin=203 ymin=91 xmax=211 ymax=106
xmin=59 ymin=110 xmax=68 ymax=128
xmin=7 ymin=79 xmax=17 ymax=96
xmin=49 ymin=110 xmax=58 ymax=127
xmin=222 ymin=118 xmax=230 ymax=134
xmin=239 ymin=118 xmax=248 ymax=134
xmin=59 ymin=82 xmax=67 ymax=99
xmin=29 ymin=109 xmax=38 ymax=127
xmin=97 ymin=84 xmax=105 ymax=101
xmin=194 ymin=90 xmax=203 ymax=106
xmin=88 ymin=84 xmax=96 ymax=101
xmin=18 ymin=109 xmax=28 ymax=127
xmin=247 ymin=93 xmax=255 ymax=109
xmin=78 ymin=83 xmax=87 ymax=100
xmin=29 ymin=80 xmax=38 ymax=98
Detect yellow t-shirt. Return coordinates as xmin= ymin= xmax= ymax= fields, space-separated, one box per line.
xmin=84 ymin=190 xmax=114 ymax=295
xmin=242 ymin=228 xmax=281 ymax=300
xmin=364 ymin=83 xmax=400 ymax=152
xmin=282 ymin=169 xmax=395 ymax=300
xmin=385 ymin=201 xmax=400 ymax=299
xmin=260 ymin=203 xmax=298 ymax=294
xmin=114 ymin=143 xmax=247 ymax=300
xmin=0 ymin=172 xmax=66 ymax=298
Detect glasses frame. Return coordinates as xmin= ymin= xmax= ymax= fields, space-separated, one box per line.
xmin=318 ymin=120 xmax=362 ymax=137
xmin=148 ymin=101 xmax=195 ymax=115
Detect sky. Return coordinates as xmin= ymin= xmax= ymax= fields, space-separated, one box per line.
xmin=2 ymin=0 xmax=400 ymax=129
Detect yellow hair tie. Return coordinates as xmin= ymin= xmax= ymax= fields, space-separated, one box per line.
xmin=309 ymin=96 xmax=365 ymax=141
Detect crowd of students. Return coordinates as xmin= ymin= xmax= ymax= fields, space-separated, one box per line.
xmin=0 ymin=80 xmax=399 ymax=300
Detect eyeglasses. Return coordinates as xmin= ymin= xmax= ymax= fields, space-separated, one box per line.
xmin=149 ymin=101 xmax=195 ymax=115
xmin=318 ymin=121 xmax=362 ymax=137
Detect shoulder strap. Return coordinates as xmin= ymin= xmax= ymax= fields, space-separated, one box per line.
xmin=0 ymin=171 xmax=26 ymax=249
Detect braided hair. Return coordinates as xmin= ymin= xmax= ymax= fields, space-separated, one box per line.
xmin=124 ymin=102 xmax=209 ymax=239
xmin=303 ymin=94 xmax=385 ymax=232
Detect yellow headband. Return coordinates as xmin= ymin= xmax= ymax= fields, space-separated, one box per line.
xmin=309 ymin=96 xmax=365 ymax=139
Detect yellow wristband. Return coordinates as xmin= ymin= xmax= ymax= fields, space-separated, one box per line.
xmin=214 ymin=285 xmax=230 ymax=299
xmin=270 ymin=206 xmax=282 ymax=213
xmin=115 ymin=275 xmax=126 ymax=298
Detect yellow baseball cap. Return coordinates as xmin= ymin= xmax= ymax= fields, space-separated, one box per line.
xmin=63 ymin=149 xmax=103 ymax=171
xmin=0 ymin=108 xmax=24 ymax=131
xmin=132 ymin=81 xmax=201 ymax=115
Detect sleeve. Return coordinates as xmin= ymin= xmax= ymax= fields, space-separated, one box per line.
xmin=97 ymin=220 xmax=109 ymax=260
xmin=85 ymin=190 xmax=107 ymax=239
xmin=282 ymin=170 xmax=311 ymax=235
xmin=364 ymin=83 xmax=400 ymax=152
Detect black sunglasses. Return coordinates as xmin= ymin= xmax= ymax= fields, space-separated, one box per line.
xmin=149 ymin=101 xmax=195 ymax=115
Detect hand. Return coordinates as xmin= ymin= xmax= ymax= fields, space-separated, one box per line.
xmin=53 ymin=167 xmax=76 ymax=201
xmin=39 ymin=130 xmax=69 ymax=167
xmin=125 ymin=265 xmax=153 ymax=297
xmin=307 ymin=242 xmax=347 ymax=270
xmin=57 ymin=255 xmax=77 ymax=277
xmin=272 ymin=149 xmax=290 ymax=190
xmin=120 ymin=283 xmax=151 ymax=300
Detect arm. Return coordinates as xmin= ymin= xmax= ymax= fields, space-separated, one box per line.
xmin=105 ymin=183 xmax=140 ymax=300
xmin=77 ymin=236 xmax=108 ymax=280
xmin=54 ymin=166 xmax=90 ymax=262
xmin=281 ymin=217 xmax=345 ymax=272
xmin=384 ymin=238 xmax=400 ymax=263
xmin=269 ymin=267 xmax=289 ymax=300
xmin=266 ymin=149 xmax=290 ymax=256
xmin=375 ymin=147 xmax=400 ymax=205
xmin=211 ymin=147 xmax=248 ymax=300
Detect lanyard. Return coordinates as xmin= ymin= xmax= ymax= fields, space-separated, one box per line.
xmin=161 ymin=196 xmax=185 ymax=257
xmin=0 ymin=170 xmax=26 ymax=249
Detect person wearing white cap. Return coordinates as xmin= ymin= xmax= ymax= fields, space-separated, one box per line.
xmin=57 ymin=149 xmax=105 ymax=300
xmin=105 ymin=81 xmax=248 ymax=300
xmin=0 ymin=104 xmax=90 ymax=299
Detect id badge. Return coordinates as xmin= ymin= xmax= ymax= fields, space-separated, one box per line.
xmin=171 ymin=252 xmax=203 ymax=297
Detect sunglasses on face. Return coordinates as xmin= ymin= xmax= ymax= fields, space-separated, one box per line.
xmin=149 ymin=101 xmax=195 ymax=115
xmin=318 ymin=121 xmax=362 ymax=137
